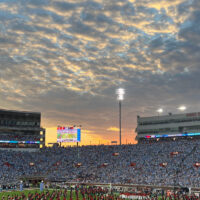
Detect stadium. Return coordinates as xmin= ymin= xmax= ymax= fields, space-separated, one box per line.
xmin=1 ymin=109 xmax=200 ymax=199
xmin=1 ymin=0 xmax=200 ymax=199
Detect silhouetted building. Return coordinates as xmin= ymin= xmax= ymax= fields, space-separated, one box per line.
xmin=0 ymin=109 xmax=45 ymax=149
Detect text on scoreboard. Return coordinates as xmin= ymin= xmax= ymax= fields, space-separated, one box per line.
xmin=57 ymin=126 xmax=81 ymax=142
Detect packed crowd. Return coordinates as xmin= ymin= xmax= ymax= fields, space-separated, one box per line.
xmin=0 ymin=138 xmax=200 ymax=188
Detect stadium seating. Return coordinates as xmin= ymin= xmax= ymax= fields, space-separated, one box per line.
xmin=0 ymin=138 xmax=200 ymax=188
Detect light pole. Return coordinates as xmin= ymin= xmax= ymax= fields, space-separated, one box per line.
xmin=116 ymin=88 xmax=125 ymax=145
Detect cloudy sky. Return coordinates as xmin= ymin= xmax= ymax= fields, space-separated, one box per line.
xmin=0 ymin=0 xmax=200 ymax=145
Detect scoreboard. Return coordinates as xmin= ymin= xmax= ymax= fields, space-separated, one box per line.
xmin=57 ymin=126 xmax=81 ymax=143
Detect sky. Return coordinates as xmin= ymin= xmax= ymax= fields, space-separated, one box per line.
xmin=0 ymin=0 xmax=200 ymax=146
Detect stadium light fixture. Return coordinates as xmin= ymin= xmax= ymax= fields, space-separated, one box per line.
xmin=157 ymin=108 xmax=163 ymax=114
xmin=178 ymin=106 xmax=186 ymax=111
xmin=116 ymin=88 xmax=125 ymax=145
xmin=116 ymin=88 xmax=125 ymax=101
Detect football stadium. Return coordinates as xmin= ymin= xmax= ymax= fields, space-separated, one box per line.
xmin=1 ymin=109 xmax=200 ymax=199
xmin=1 ymin=0 xmax=200 ymax=199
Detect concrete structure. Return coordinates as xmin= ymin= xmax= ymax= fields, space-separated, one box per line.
xmin=136 ymin=112 xmax=200 ymax=141
xmin=0 ymin=109 xmax=45 ymax=149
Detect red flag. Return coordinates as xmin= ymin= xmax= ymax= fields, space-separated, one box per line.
xmin=130 ymin=162 xmax=136 ymax=167
xmin=75 ymin=163 xmax=82 ymax=168
xmin=4 ymin=162 xmax=11 ymax=167
xmin=159 ymin=162 xmax=167 ymax=167
xmin=193 ymin=162 xmax=200 ymax=168
xmin=170 ymin=152 xmax=179 ymax=156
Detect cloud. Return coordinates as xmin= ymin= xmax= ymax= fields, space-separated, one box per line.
xmin=53 ymin=1 xmax=77 ymax=12
xmin=107 ymin=127 xmax=119 ymax=132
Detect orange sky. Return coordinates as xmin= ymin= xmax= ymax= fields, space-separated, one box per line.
xmin=45 ymin=127 xmax=137 ymax=146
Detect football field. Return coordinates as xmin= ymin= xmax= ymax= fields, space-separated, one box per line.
xmin=0 ymin=189 xmax=167 ymax=200
xmin=0 ymin=189 xmax=77 ymax=199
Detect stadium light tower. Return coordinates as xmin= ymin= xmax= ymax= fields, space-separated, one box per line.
xmin=116 ymin=88 xmax=125 ymax=145
xmin=178 ymin=106 xmax=186 ymax=112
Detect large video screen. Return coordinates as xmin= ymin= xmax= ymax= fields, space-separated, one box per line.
xmin=57 ymin=127 xmax=81 ymax=142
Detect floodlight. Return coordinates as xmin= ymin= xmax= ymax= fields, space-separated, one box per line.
xmin=157 ymin=108 xmax=163 ymax=113
xmin=116 ymin=88 xmax=125 ymax=101
xmin=178 ymin=106 xmax=186 ymax=111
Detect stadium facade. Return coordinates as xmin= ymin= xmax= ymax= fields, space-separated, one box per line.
xmin=136 ymin=112 xmax=200 ymax=141
xmin=0 ymin=109 xmax=45 ymax=149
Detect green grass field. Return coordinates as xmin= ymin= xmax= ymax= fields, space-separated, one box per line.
xmin=0 ymin=189 xmax=78 ymax=199
xmin=0 ymin=189 xmax=172 ymax=200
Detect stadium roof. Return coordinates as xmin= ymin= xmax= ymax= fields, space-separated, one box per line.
xmin=0 ymin=108 xmax=40 ymax=115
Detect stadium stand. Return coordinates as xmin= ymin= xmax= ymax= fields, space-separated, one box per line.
xmin=0 ymin=109 xmax=45 ymax=149
xmin=0 ymin=138 xmax=200 ymax=188
xmin=136 ymin=112 xmax=200 ymax=141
